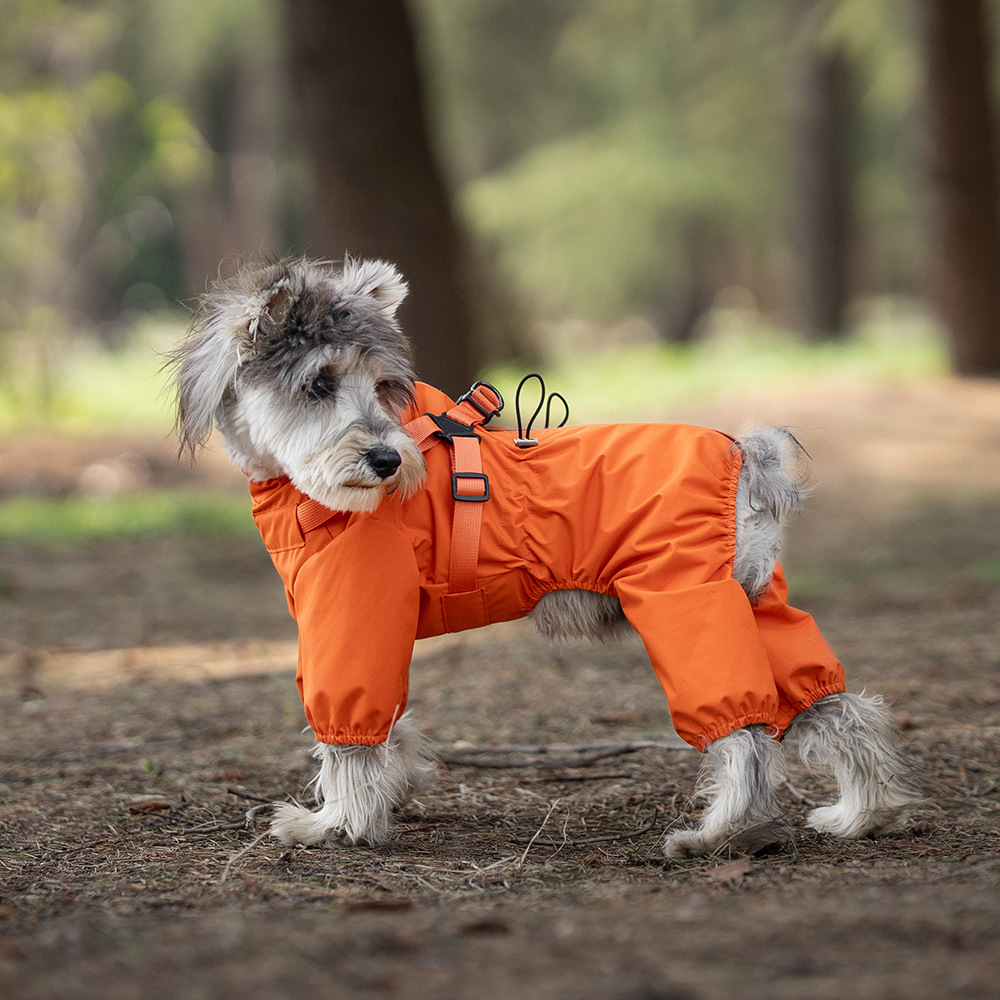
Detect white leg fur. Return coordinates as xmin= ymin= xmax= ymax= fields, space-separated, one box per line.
xmin=791 ymin=692 xmax=920 ymax=838
xmin=270 ymin=714 xmax=436 ymax=846
xmin=663 ymin=725 xmax=789 ymax=858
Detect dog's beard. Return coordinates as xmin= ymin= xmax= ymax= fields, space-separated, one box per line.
xmin=220 ymin=383 xmax=426 ymax=511
xmin=292 ymin=426 xmax=426 ymax=512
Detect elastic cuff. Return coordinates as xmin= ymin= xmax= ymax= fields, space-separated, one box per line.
xmin=773 ymin=681 xmax=848 ymax=738
xmin=687 ymin=711 xmax=779 ymax=752
xmin=313 ymin=731 xmax=388 ymax=746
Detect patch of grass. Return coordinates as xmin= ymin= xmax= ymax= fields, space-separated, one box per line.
xmin=0 ymin=490 xmax=254 ymax=544
xmin=0 ymin=318 xmax=182 ymax=434
xmin=1 ymin=305 xmax=949 ymax=433
xmin=486 ymin=309 xmax=947 ymax=422
xmin=973 ymin=558 xmax=1000 ymax=586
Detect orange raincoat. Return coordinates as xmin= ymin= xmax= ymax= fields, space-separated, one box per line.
xmin=250 ymin=383 xmax=845 ymax=749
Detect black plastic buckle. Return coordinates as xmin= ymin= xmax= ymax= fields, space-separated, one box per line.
xmin=452 ymin=472 xmax=490 ymax=502
xmin=430 ymin=413 xmax=480 ymax=444
xmin=455 ymin=380 xmax=504 ymax=422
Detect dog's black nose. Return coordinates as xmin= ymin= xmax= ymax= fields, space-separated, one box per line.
xmin=365 ymin=447 xmax=402 ymax=479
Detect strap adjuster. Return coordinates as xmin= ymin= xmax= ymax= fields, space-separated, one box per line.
xmin=452 ymin=471 xmax=490 ymax=502
xmin=455 ymin=381 xmax=504 ymax=421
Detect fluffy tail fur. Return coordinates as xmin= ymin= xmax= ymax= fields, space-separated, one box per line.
xmin=733 ymin=427 xmax=809 ymax=601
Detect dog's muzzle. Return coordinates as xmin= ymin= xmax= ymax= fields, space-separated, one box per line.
xmin=365 ymin=447 xmax=403 ymax=479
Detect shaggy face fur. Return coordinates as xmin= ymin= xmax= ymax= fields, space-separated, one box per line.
xmin=170 ymin=257 xmax=920 ymax=858
xmin=174 ymin=258 xmax=426 ymax=512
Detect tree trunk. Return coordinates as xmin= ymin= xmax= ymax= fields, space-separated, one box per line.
xmin=917 ymin=0 xmax=1000 ymax=377
xmin=794 ymin=4 xmax=852 ymax=340
xmin=652 ymin=218 xmax=719 ymax=344
xmin=282 ymin=0 xmax=477 ymax=393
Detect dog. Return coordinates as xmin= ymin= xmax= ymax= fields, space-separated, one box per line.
xmin=170 ymin=256 xmax=919 ymax=858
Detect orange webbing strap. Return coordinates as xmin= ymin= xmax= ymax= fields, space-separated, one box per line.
xmin=297 ymin=496 xmax=337 ymax=533
xmin=403 ymin=381 xmax=502 ymax=595
xmin=445 ymin=383 xmax=503 ymax=429
xmin=447 ymin=433 xmax=487 ymax=592
xmin=294 ymin=382 xmax=503 ymax=596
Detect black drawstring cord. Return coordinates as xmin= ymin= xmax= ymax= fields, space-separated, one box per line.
xmin=545 ymin=392 xmax=569 ymax=430
xmin=514 ymin=373 xmax=570 ymax=447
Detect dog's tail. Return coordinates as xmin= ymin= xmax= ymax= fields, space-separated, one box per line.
xmin=732 ymin=427 xmax=809 ymax=602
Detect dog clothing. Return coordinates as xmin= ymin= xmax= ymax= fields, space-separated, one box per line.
xmin=249 ymin=382 xmax=845 ymax=749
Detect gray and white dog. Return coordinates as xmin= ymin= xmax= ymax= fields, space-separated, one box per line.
xmin=171 ymin=257 xmax=919 ymax=858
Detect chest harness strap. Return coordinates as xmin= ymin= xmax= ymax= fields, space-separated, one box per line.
xmin=294 ymin=381 xmax=503 ymax=609
xmin=403 ymin=381 xmax=503 ymax=595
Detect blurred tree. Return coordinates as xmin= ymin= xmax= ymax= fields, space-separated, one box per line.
xmin=0 ymin=0 xmax=215 ymax=352
xmin=425 ymin=0 xmax=929 ymax=342
xmin=281 ymin=0 xmax=477 ymax=393
xmin=0 ymin=0 xmax=976 ymax=386
xmin=916 ymin=0 xmax=1000 ymax=376
xmin=133 ymin=0 xmax=290 ymax=295
xmin=793 ymin=0 xmax=852 ymax=340
xmin=438 ymin=0 xmax=794 ymax=330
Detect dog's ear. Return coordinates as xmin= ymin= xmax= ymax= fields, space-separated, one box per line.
xmin=248 ymin=274 xmax=296 ymax=339
xmin=170 ymin=293 xmax=245 ymax=456
xmin=340 ymin=258 xmax=408 ymax=316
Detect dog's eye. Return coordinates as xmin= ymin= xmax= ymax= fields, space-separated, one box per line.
xmin=305 ymin=373 xmax=339 ymax=402
xmin=376 ymin=379 xmax=411 ymax=409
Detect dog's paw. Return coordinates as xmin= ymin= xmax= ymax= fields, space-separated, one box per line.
xmin=269 ymin=802 xmax=338 ymax=846
xmin=806 ymin=803 xmax=904 ymax=839
xmin=663 ymin=820 xmax=790 ymax=859
xmin=662 ymin=829 xmax=712 ymax=859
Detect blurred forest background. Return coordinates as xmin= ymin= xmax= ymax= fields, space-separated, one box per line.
xmin=1 ymin=0 xmax=999 ymax=415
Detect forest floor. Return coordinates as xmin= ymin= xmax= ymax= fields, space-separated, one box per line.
xmin=1 ymin=372 xmax=1000 ymax=999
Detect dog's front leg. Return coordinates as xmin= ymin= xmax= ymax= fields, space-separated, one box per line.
xmin=270 ymin=714 xmax=436 ymax=846
xmin=663 ymin=725 xmax=789 ymax=858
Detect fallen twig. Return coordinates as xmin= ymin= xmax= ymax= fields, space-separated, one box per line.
xmin=445 ymin=739 xmax=686 ymax=755
xmin=512 ymin=809 xmax=659 ymax=847
xmin=440 ymin=740 xmax=687 ymax=770
xmin=226 ymin=787 xmax=274 ymax=804
xmin=782 ymin=779 xmax=819 ymax=807
xmin=180 ymin=803 xmax=274 ymax=836
xmin=219 ymin=831 xmax=270 ymax=883
xmin=516 ymin=800 xmax=561 ymax=870
xmin=523 ymin=771 xmax=633 ymax=783
xmin=180 ymin=822 xmax=247 ymax=835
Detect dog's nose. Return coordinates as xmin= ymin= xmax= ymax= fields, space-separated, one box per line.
xmin=365 ymin=447 xmax=402 ymax=479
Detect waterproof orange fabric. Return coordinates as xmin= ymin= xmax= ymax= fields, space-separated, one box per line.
xmin=249 ymin=383 xmax=845 ymax=749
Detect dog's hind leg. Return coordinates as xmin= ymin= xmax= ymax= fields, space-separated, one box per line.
xmin=789 ymin=692 xmax=920 ymax=838
xmin=663 ymin=725 xmax=790 ymax=859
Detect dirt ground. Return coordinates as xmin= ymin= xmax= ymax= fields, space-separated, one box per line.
xmin=2 ymin=374 xmax=1000 ymax=999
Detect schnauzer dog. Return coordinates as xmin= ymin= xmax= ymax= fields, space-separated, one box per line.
xmin=171 ymin=257 xmax=919 ymax=858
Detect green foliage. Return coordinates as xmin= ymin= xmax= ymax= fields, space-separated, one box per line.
xmin=0 ymin=1 xmax=211 ymax=351
xmin=0 ymin=0 xmax=966 ymax=404
xmin=0 ymin=490 xmax=252 ymax=544
xmin=0 ymin=0 xmax=281 ymax=418
xmin=465 ymin=126 xmax=748 ymax=319
xmin=0 ymin=320 xmax=179 ymax=432
xmin=422 ymin=0 xmax=925 ymax=323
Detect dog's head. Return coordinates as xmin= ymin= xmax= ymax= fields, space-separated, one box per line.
xmin=171 ymin=257 xmax=426 ymax=512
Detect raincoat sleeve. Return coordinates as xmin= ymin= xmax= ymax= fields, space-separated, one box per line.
xmin=291 ymin=515 xmax=421 ymax=745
